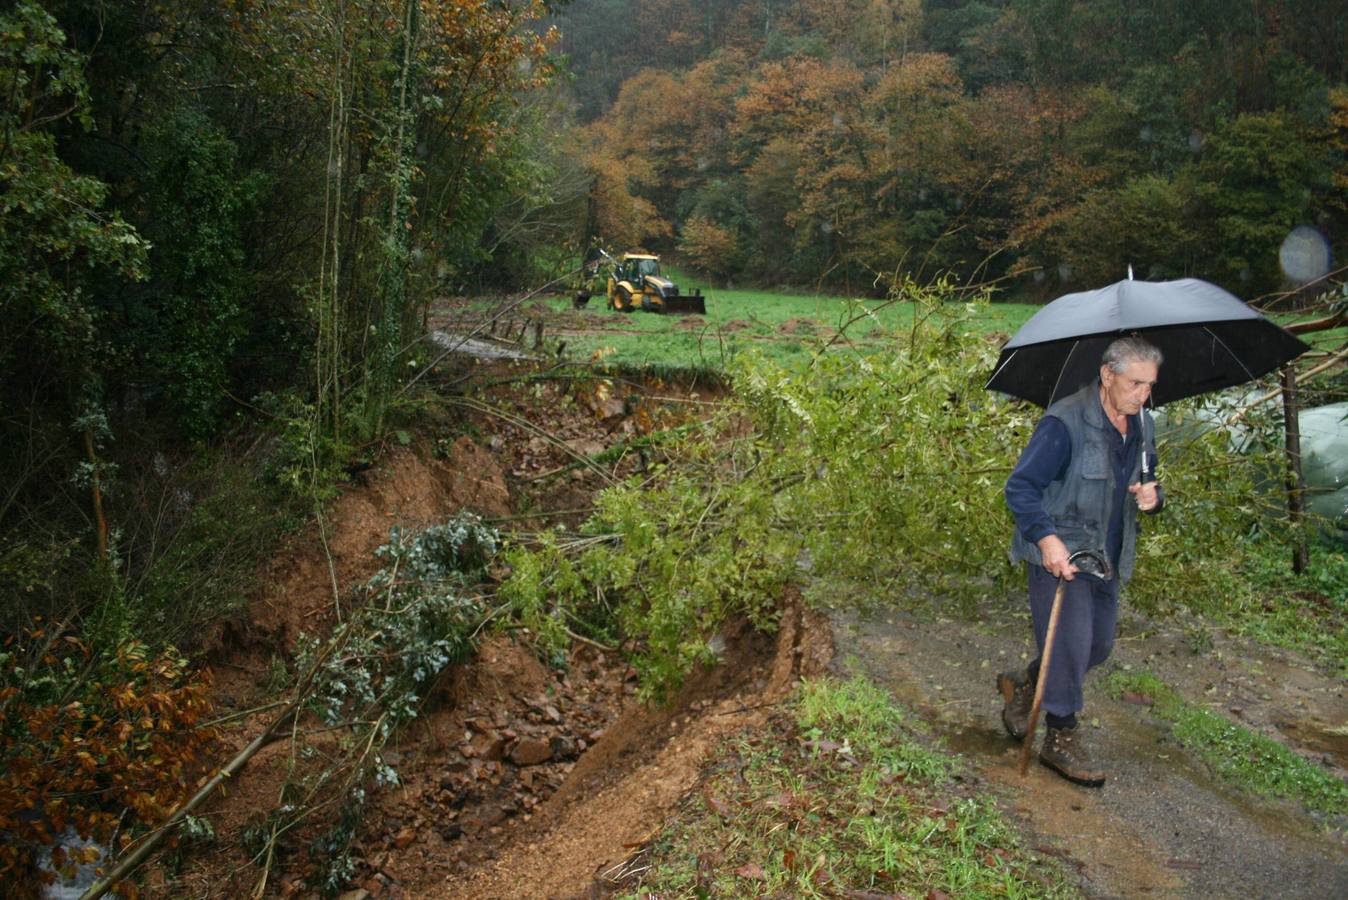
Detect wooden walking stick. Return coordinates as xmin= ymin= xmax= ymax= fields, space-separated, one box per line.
xmin=1019 ymin=549 xmax=1112 ymax=776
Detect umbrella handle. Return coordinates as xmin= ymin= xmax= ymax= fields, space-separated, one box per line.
xmin=1139 ymin=408 xmax=1155 ymax=484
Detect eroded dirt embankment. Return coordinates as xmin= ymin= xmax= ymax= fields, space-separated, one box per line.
xmin=426 ymin=596 xmax=834 ymax=900
xmin=174 ymin=363 xmax=831 ymax=899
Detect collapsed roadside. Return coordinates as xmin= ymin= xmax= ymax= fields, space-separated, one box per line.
xmin=34 ymin=285 xmax=1346 ymax=898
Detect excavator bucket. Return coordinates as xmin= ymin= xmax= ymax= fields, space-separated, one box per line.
xmin=660 ymin=290 xmax=706 ymax=315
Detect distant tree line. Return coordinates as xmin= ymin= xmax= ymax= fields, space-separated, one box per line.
xmin=553 ymin=0 xmax=1348 ymax=296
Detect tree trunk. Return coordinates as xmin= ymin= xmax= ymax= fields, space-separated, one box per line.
xmin=84 ymin=427 xmax=108 ymax=566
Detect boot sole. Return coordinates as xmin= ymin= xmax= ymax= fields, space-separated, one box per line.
xmin=1038 ymin=753 xmax=1106 ymax=787
xmin=997 ymin=673 xmax=1028 ymax=740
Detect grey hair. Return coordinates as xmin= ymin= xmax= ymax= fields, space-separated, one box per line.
xmin=1101 ymin=336 xmax=1163 ymax=373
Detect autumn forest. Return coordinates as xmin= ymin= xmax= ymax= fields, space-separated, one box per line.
xmin=566 ymin=0 xmax=1348 ymax=294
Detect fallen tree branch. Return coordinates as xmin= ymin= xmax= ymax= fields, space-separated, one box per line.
xmin=1286 ymin=308 xmax=1347 ymax=334
xmin=564 ymin=626 xmax=618 ymax=654
xmin=80 ymin=633 xmax=345 ymax=900
xmin=1227 ymin=345 xmax=1348 ymax=424
xmin=447 ymin=395 xmax=619 ymax=486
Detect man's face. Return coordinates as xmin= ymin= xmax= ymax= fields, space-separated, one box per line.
xmin=1100 ymin=359 xmax=1159 ymax=416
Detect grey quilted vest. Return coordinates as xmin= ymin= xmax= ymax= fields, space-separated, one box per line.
xmin=1009 ymin=382 xmax=1152 ymax=585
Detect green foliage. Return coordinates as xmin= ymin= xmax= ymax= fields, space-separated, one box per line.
xmin=500 ymin=531 xmax=606 ymax=657
xmin=503 ymin=284 xmax=1031 ymax=698
xmin=509 ymin=279 xmax=1337 ymax=701
xmin=1188 ymin=112 xmax=1332 ymax=293
xmin=1128 ymin=401 xmax=1278 ymax=614
xmin=1105 ymin=670 xmax=1348 ymax=815
xmin=623 ymin=675 xmax=1070 ymax=898
xmin=1131 ymin=396 xmax=1347 ymax=670
xmin=262 ymin=513 xmax=500 ymax=895
xmin=262 ymin=392 xmax=353 ymax=504
xmin=730 ymin=289 xmax=1026 ymax=599
xmin=0 ymin=1 xmax=149 ymax=644
xmin=0 ymin=0 xmax=147 ymax=435
xmin=128 ymin=107 xmax=268 ymax=437
xmin=502 ymin=455 xmax=795 ymax=698
xmin=127 ymin=445 xmax=306 ymax=648
xmin=1230 ymin=540 xmax=1348 ymax=672
xmin=300 ymin=513 xmax=499 ymax=731
xmin=1053 ymin=174 xmax=1195 ymax=285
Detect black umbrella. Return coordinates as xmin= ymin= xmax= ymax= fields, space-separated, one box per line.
xmin=985 ymin=277 xmax=1311 ymax=408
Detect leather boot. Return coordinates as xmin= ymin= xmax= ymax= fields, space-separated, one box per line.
xmin=1039 ymin=726 xmax=1106 ymax=786
xmin=997 ymin=668 xmax=1034 ymax=740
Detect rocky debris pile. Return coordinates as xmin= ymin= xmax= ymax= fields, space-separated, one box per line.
xmin=341 ymin=649 xmax=634 ymax=897
xmin=480 ymin=376 xmax=680 ymax=488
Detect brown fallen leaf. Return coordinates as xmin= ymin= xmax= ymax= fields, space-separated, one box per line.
xmin=735 ymin=863 xmax=767 ymax=880
xmin=926 ymin=889 xmax=950 ymax=900
xmin=704 ymin=792 xmax=732 ymax=818
xmin=1121 ymin=690 xmax=1154 ymax=706
xmin=986 ymin=848 xmax=1011 ymax=865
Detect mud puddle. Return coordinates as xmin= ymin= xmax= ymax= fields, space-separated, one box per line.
xmin=1276 ymin=718 xmax=1348 ymax=769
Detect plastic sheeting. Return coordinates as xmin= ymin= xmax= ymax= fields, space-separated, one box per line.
xmin=1156 ymin=398 xmax=1348 ymax=542
xmin=1299 ymin=402 xmax=1348 ymax=528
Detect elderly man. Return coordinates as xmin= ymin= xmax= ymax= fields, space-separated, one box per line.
xmin=998 ymin=336 xmax=1164 ymax=786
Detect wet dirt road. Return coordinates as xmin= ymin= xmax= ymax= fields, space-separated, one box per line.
xmin=830 ymin=598 xmax=1348 ymax=898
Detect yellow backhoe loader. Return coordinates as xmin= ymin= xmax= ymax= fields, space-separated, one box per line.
xmin=573 ymin=251 xmax=706 ymax=315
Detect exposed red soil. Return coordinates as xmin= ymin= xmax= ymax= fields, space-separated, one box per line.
xmin=165 ymin=361 xmax=812 ymax=900
xmin=430 ymin=596 xmax=833 ymax=899
xmin=204 ymin=440 xmax=510 ymax=703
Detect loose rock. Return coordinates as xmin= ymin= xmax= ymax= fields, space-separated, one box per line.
xmin=510 ymin=738 xmax=553 ymax=766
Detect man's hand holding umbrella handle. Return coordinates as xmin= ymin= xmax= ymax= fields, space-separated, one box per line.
xmin=1037 ymin=534 xmax=1077 ymax=580
xmin=1129 ymin=481 xmax=1160 ymax=512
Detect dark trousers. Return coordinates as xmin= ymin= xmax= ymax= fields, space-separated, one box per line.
xmin=1027 ymin=563 xmax=1119 ymax=718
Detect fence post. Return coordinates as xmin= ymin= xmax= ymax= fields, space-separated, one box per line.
xmin=1280 ymin=366 xmax=1309 ymax=574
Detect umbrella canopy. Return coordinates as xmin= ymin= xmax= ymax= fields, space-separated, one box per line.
xmin=985 ymin=277 xmax=1311 ymax=407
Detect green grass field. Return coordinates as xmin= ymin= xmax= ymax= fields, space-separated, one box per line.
xmin=547 ymin=284 xmax=1041 ymax=370
xmin=449 ymin=270 xmax=1341 ymax=374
